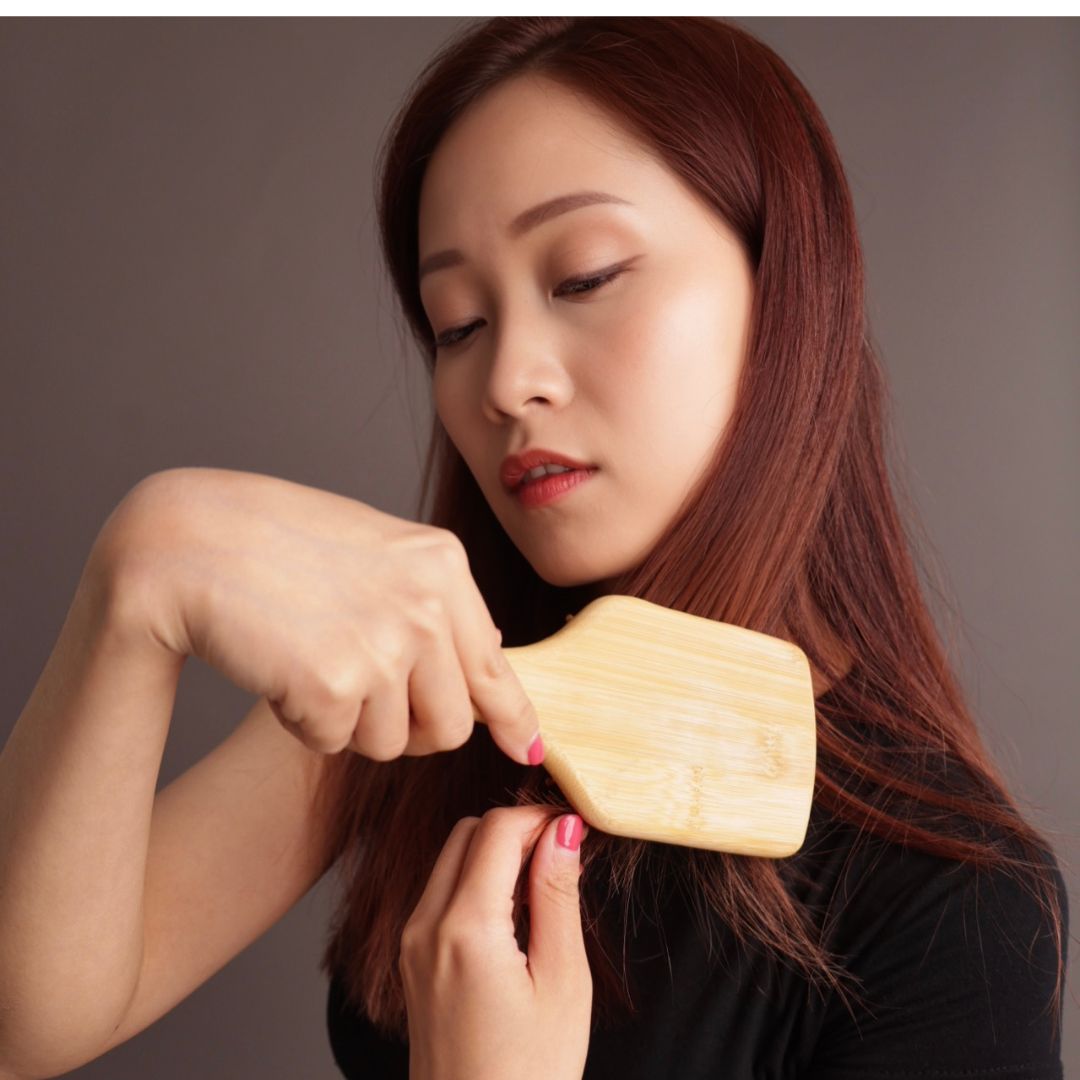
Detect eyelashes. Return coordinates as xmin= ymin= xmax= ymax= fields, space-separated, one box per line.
xmin=433 ymin=266 xmax=627 ymax=351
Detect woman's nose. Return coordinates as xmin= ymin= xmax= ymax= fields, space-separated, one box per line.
xmin=481 ymin=324 xmax=574 ymax=422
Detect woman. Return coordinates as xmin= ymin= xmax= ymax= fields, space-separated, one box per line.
xmin=317 ymin=16 xmax=1067 ymax=1079
xmin=0 ymin=16 xmax=1066 ymax=1080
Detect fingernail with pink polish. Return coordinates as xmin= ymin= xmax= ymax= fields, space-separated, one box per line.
xmin=527 ymin=732 xmax=545 ymax=766
xmin=556 ymin=814 xmax=582 ymax=852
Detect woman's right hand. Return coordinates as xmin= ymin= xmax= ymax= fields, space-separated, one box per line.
xmin=92 ymin=467 xmax=542 ymax=766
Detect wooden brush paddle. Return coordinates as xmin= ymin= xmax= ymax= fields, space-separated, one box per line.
xmin=472 ymin=595 xmax=816 ymax=857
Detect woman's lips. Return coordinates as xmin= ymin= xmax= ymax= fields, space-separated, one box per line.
xmin=500 ymin=449 xmax=596 ymax=491
xmin=513 ymin=467 xmax=597 ymax=509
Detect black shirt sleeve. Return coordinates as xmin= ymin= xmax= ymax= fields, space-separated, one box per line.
xmin=803 ymin=837 xmax=1068 ymax=1079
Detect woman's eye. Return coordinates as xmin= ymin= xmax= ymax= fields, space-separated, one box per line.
xmin=555 ymin=267 xmax=624 ymax=298
xmin=434 ymin=322 xmax=479 ymax=351
xmin=433 ymin=267 xmax=625 ymax=351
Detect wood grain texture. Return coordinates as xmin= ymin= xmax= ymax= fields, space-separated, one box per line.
xmin=473 ymin=595 xmax=816 ymax=856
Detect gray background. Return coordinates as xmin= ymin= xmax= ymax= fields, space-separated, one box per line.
xmin=1 ymin=16 xmax=1076 ymax=1078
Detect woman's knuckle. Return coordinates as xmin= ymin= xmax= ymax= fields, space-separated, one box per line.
xmin=481 ymin=806 xmax=516 ymax=831
xmin=434 ymin=919 xmax=475 ymax=963
xmin=479 ymin=646 xmax=508 ymax=683
xmin=311 ymin=658 xmax=360 ymax=710
xmin=448 ymin=816 xmax=481 ymax=840
xmin=365 ymin=735 xmax=404 ymax=763
xmin=409 ymin=594 xmax=445 ymax=637
xmin=543 ymin=874 xmax=579 ymax=905
xmin=302 ymin=730 xmax=334 ymax=754
xmin=432 ymin=534 xmax=468 ymax=574
xmin=391 ymin=729 xmax=411 ymax=759
xmin=442 ymin=714 xmax=473 ymax=749
xmin=356 ymin=741 xmax=391 ymax=763
xmin=378 ymin=719 xmax=411 ymax=760
xmin=435 ymin=528 xmax=465 ymax=557
xmin=311 ymin=721 xmax=347 ymax=752
xmin=364 ymin=629 xmax=407 ymax=684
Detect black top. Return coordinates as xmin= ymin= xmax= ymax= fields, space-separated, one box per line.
xmin=326 ymin=801 xmax=1067 ymax=1079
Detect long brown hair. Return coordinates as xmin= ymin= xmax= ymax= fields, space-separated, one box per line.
xmin=314 ymin=16 xmax=1067 ymax=1041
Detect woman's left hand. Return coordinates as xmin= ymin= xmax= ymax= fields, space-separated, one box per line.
xmin=400 ymin=805 xmax=592 ymax=1080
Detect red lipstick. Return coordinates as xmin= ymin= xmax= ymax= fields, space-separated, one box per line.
xmin=499 ymin=447 xmax=598 ymax=509
xmin=500 ymin=447 xmax=596 ymax=493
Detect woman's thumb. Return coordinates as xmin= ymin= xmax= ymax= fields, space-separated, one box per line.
xmin=526 ymin=814 xmax=589 ymax=985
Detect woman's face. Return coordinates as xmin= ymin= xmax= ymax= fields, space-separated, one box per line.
xmin=417 ymin=74 xmax=754 ymax=590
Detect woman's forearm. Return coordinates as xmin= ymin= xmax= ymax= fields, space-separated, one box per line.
xmin=0 ymin=546 xmax=185 ymax=1078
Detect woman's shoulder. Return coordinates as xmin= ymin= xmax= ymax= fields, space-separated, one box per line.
xmin=788 ymin=802 xmax=1068 ymax=1078
xmin=788 ymin=798 xmax=1067 ymax=955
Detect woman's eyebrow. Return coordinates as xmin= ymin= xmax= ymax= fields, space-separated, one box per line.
xmin=418 ymin=190 xmax=633 ymax=282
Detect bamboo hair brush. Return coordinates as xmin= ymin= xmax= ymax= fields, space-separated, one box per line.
xmin=473 ymin=595 xmax=816 ymax=856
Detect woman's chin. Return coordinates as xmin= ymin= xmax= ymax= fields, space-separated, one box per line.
xmin=526 ymin=558 xmax=620 ymax=594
